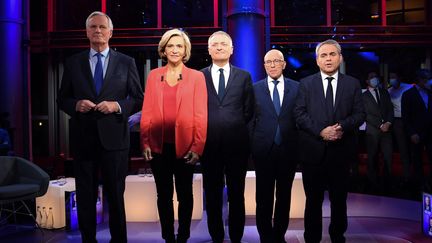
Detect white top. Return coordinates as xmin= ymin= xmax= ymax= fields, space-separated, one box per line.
xmin=388 ymin=83 xmax=412 ymax=118
xmin=211 ymin=63 xmax=230 ymax=95
xmin=267 ymin=75 xmax=285 ymax=105
xmin=320 ymin=71 xmax=339 ymax=103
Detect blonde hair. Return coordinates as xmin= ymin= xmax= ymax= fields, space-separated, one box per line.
xmin=158 ymin=28 xmax=191 ymax=63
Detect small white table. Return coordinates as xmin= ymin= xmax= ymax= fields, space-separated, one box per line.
xmin=35 ymin=177 xmax=76 ymax=229
xmin=124 ymin=174 xmax=203 ymax=222
xmin=244 ymin=171 xmax=306 ymax=218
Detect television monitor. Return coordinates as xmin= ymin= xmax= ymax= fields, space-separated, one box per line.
xmin=422 ymin=192 xmax=432 ymax=237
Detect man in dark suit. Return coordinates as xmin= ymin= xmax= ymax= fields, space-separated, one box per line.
xmin=401 ymin=69 xmax=432 ymax=190
xmin=57 ymin=11 xmax=143 ymax=243
xmin=293 ymin=39 xmax=365 ymax=243
xmin=362 ymin=72 xmax=394 ymax=186
xmin=250 ymin=49 xmax=299 ymax=243
xmin=200 ymin=31 xmax=255 ymax=243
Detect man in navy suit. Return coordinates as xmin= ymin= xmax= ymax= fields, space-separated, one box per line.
xmin=294 ymin=39 xmax=365 ymax=243
xmin=250 ymin=49 xmax=299 ymax=243
xmin=401 ymin=69 xmax=432 ymax=190
xmin=58 ymin=11 xmax=143 ymax=242
xmin=200 ymin=31 xmax=255 ymax=243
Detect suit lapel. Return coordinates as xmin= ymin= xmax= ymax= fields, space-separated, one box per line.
xmin=99 ymin=50 xmax=118 ymax=95
xmin=224 ymin=64 xmax=236 ymax=100
xmin=176 ymin=66 xmax=187 ymax=113
xmin=78 ymin=51 xmax=96 ymax=96
xmin=334 ymin=73 xmax=345 ymax=113
xmin=203 ymin=66 xmax=218 ymax=99
xmin=259 ymin=80 xmax=278 ymax=117
xmin=315 ymin=73 xmax=327 ymax=111
xmin=280 ymin=78 xmax=292 ymax=116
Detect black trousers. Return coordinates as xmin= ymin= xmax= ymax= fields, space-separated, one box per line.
xmin=74 ymin=138 xmax=129 ymax=243
xmin=392 ymin=118 xmax=411 ymax=179
xmin=150 ymin=143 xmax=195 ymax=242
xmin=365 ymin=130 xmax=393 ymax=183
xmin=201 ymin=151 xmax=248 ymax=243
xmin=302 ymin=146 xmax=349 ymax=243
xmin=254 ymin=144 xmax=297 ymax=243
xmin=409 ymin=139 xmax=432 ymax=187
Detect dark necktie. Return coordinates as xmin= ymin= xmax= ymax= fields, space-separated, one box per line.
xmin=374 ymin=88 xmax=380 ymax=105
xmin=272 ymin=80 xmax=282 ymax=145
xmin=325 ymin=77 xmax=334 ymax=123
xmin=94 ymin=53 xmax=104 ymax=94
xmin=218 ymin=68 xmax=225 ymax=101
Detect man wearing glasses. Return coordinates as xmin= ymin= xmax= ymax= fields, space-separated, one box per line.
xmin=250 ymin=49 xmax=299 ymax=243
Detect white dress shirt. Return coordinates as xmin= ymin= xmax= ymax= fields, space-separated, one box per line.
xmin=320 ymin=71 xmax=338 ymax=104
xmin=267 ymin=75 xmax=285 ymax=106
xmin=211 ymin=63 xmax=230 ymax=95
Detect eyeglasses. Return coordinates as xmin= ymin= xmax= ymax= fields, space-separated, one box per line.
xmin=264 ymin=59 xmax=284 ymax=66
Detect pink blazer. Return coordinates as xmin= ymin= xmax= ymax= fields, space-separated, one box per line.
xmin=140 ymin=65 xmax=208 ymax=158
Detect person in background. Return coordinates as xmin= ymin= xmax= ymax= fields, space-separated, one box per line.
xmin=401 ymin=69 xmax=432 ymax=191
xmin=250 ymin=49 xmax=299 ymax=243
xmin=294 ymin=39 xmax=365 ymax=243
xmin=200 ymin=31 xmax=255 ymax=243
xmin=387 ymin=72 xmax=412 ymax=183
xmin=140 ymin=28 xmax=208 ymax=243
xmin=362 ymin=72 xmax=394 ymax=188
xmin=57 ymin=11 xmax=143 ymax=242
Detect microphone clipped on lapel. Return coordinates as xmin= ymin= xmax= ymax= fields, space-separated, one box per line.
xmin=178 ymin=74 xmax=182 ymax=81
xmin=160 ymin=75 xmax=164 ymax=82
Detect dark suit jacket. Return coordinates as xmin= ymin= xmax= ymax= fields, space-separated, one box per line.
xmin=362 ymin=88 xmax=394 ymax=135
xmin=293 ymin=72 xmax=365 ymax=165
xmin=201 ymin=64 xmax=255 ymax=156
xmin=401 ymin=86 xmax=432 ymax=142
xmin=58 ymin=49 xmax=144 ymax=152
xmin=250 ymin=77 xmax=299 ymax=161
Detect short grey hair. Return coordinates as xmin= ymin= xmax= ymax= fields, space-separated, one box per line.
xmin=315 ymin=39 xmax=341 ymax=57
xmin=208 ymin=31 xmax=233 ymax=47
xmin=86 ymin=11 xmax=114 ymax=31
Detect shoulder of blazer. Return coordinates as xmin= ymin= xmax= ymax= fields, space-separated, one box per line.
xmin=284 ymin=77 xmax=299 ymax=87
xmin=230 ymin=65 xmax=250 ymax=77
xmin=66 ymin=50 xmax=89 ymax=64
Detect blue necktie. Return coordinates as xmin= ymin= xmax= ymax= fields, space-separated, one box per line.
xmin=218 ymin=68 xmax=225 ymax=101
xmin=94 ymin=53 xmax=104 ymax=94
xmin=325 ymin=77 xmax=334 ymax=124
xmin=272 ymin=80 xmax=282 ymax=145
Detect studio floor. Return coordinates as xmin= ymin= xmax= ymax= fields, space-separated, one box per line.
xmin=1 ymin=193 xmax=431 ymax=243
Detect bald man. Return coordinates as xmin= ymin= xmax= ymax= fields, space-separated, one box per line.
xmin=250 ymin=49 xmax=299 ymax=243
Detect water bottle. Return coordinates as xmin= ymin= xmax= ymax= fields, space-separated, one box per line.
xmin=36 ymin=206 xmax=42 ymax=225
xmin=46 ymin=207 xmax=54 ymax=229
xmin=40 ymin=207 xmax=47 ymax=228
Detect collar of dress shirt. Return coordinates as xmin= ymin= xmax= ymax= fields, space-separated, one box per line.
xmin=320 ymin=71 xmax=338 ymax=83
xmin=89 ymin=47 xmax=110 ymax=59
xmin=211 ymin=63 xmax=230 ymax=75
xmin=267 ymin=75 xmax=284 ymax=84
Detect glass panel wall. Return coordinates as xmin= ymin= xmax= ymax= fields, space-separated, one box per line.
xmin=274 ymin=0 xmax=326 ymax=26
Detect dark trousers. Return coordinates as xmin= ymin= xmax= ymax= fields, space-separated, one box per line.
xmin=150 ymin=143 xmax=195 ymax=242
xmin=302 ymin=147 xmax=349 ymax=243
xmin=254 ymin=144 xmax=297 ymax=243
xmin=392 ymin=118 xmax=411 ymax=179
xmin=74 ymin=140 xmax=128 ymax=243
xmin=201 ymin=151 xmax=248 ymax=243
xmin=409 ymin=140 xmax=432 ymax=187
xmin=365 ymin=130 xmax=393 ymax=183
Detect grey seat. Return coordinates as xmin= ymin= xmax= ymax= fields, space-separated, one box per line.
xmin=0 ymin=156 xmax=50 ymax=230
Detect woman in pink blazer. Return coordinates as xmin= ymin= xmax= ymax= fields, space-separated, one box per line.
xmin=140 ymin=28 xmax=207 ymax=243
